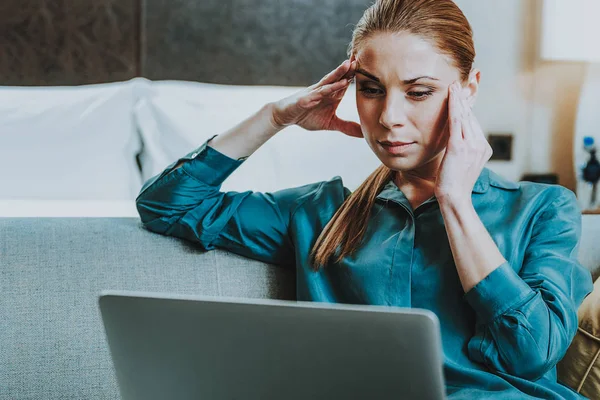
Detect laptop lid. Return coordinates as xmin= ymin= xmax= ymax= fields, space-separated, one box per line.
xmin=99 ymin=290 xmax=446 ymax=400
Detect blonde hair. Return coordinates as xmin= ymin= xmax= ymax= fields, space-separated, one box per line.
xmin=309 ymin=0 xmax=476 ymax=271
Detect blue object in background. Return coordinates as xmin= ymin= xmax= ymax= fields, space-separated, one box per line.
xmin=581 ymin=136 xmax=600 ymax=206
xmin=582 ymin=137 xmax=600 ymax=185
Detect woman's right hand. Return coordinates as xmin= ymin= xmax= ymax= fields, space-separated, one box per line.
xmin=270 ymin=58 xmax=363 ymax=138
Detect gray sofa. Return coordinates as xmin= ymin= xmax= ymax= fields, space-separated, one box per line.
xmin=2 ymin=215 xmax=600 ymax=399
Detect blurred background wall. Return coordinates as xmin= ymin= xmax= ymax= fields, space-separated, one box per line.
xmin=456 ymin=0 xmax=587 ymax=191
xmin=0 ymin=0 xmax=596 ymax=192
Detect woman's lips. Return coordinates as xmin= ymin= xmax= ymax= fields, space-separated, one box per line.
xmin=379 ymin=141 xmax=416 ymax=155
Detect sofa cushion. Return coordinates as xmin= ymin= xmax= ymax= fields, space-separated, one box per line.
xmin=133 ymin=80 xmax=298 ymax=192
xmin=558 ymin=277 xmax=600 ymax=398
xmin=134 ymin=80 xmax=382 ymax=193
xmin=0 ymin=79 xmax=144 ymax=200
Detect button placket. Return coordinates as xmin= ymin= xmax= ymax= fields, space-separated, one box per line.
xmin=386 ymin=207 xmax=416 ymax=307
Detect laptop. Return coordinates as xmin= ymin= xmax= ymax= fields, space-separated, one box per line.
xmin=99 ymin=290 xmax=446 ymax=400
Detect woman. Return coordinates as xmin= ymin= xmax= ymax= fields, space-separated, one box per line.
xmin=136 ymin=0 xmax=593 ymax=398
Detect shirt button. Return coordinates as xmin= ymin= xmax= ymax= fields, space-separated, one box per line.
xmin=191 ymin=152 xmax=198 ymax=158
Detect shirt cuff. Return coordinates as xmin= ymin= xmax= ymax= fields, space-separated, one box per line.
xmin=463 ymin=261 xmax=535 ymax=324
xmin=180 ymin=134 xmax=246 ymax=186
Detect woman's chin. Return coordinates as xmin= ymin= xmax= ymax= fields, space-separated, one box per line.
xmin=378 ymin=153 xmax=422 ymax=172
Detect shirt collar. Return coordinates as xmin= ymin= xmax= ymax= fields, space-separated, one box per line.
xmin=376 ymin=167 xmax=519 ymax=202
xmin=376 ymin=179 xmax=408 ymax=204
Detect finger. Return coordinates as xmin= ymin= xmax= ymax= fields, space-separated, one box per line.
xmin=297 ymin=96 xmax=322 ymax=109
xmin=330 ymin=85 xmax=349 ymax=100
xmin=461 ymin=115 xmax=473 ymax=146
xmin=468 ymin=111 xmax=486 ymax=144
xmin=471 ymin=117 xmax=493 ymax=161
xmin=484 ymin=140 xmax=494 ymax=164
xmin=462 ymin=110 xmax=491 ymax=163
xmin=448 ymin=82 xmax=463 ymax=145
xmin=334 ymin=73 xmax=355 ymax=92
xmin=460 ymin=91 xmax=474 ymax=142
xmin=343 ymin=60 xmax=357 ymax=80
xmin=461 ymin=98 xmax=488 ymax=153
xmin=317 ymin=59 xmax=352 ymax=86
xmin=306 ymin=79 xmax=350 ymax=103
xmin=331 ymin=116 xmax=363 ymax=138
xmin=320 ymin=78 xmax=351 ymax=94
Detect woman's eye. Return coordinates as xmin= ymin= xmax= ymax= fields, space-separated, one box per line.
xmin=358 ymin=88 xmax=382 ymax=96
xmin=408 ymin=91 xmax=433 ymax=100
xmin=358 ymin=87 xmax=434 ymax=100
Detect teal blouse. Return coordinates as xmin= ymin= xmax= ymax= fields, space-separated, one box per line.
xmin=136 ymin=134 xmax=594 ymax=399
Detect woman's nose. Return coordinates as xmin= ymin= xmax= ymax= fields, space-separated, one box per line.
xmin=378 ymin=92 xmax=409 ymax=129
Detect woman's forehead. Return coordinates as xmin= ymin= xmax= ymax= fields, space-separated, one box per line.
xmin=355 ymin=33 xmax=457 ymax=82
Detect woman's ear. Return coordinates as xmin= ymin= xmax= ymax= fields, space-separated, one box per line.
xmin=462 ymin=68 xmax=481 ymax=108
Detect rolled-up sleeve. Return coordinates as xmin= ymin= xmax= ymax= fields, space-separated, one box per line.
xmin=136 ymin=134 xmax=323 ymax=268
xmin=464 ymin=188 xmax=594 ymax=380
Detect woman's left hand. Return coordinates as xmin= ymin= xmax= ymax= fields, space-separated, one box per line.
xmin=434 ymin=81 xmax=493 ymax=205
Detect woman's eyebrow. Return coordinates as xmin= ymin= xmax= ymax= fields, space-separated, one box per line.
xmin=355 ymin=68 xmax=381 ymax=82
xmin=403 ymin=76 xmax=440 ymax=84
xmin=355 ymin=68 xmax=439 ymax=84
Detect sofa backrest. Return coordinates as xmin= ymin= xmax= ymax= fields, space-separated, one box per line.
xmin=1 ymin=215 xmax=598 ymax=399
xmin=0 ymin=218 xmax=294 ymax=400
